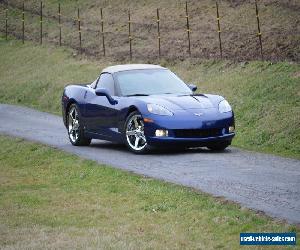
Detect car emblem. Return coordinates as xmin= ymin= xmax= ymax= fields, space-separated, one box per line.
xmin=194 ymin=113 xmax=203 ymax=116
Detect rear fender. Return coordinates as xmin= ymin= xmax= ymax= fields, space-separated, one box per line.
xmin=62 ymin=84 xmax=88 ymax=127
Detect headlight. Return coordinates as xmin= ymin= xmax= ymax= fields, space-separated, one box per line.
xmin=147 ymin=104 xmax=173 ymax=116
xmin=218 ymin=100 xmax=232 ymax=113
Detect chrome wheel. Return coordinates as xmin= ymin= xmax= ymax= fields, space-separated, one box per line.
xmin=126 ymin=114 xmax=147 ymax=151
xmin=68 ymin=106 xmax=80 ymax=143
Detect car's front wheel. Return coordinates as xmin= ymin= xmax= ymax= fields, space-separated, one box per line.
xmin=67 ymin=104 xmax=91 ymax=146
xmin=124 ymin=111 xmax=149 ymax=154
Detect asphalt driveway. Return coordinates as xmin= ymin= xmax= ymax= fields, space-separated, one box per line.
xmin=0 ymin=104 xmax=299 ymax=224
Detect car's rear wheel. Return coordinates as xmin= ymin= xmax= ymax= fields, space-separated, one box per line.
xmin=207 ymin=141 xmax=230 ymax=151
xmin=124 ymin=111 xmax=149 ymax=154
xmin=67 ymin=104 xmax=91 ymax=146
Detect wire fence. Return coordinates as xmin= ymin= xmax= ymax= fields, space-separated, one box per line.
xmin=1 ymin=0 xmax=296 ymax=61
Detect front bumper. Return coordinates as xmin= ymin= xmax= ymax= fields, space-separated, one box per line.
xmin=143 ymin=109 xmax=235 ymax=147
xmin=147 ymin=132 xmax=235 ymax=147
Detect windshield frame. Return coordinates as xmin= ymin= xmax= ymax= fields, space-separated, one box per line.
xmin=113 ymin=69 xmax=192 ymax=97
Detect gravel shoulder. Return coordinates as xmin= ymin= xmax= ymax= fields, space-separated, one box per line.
xmin=0 ymin=104 xmax=299 ymax=224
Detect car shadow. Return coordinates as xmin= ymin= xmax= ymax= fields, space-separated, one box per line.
xmin=89 ymin=141 xmax=127 ymax=151
xmin=149 ymin=147 xmax=233 ymax=155
xmin=89 ymin=140 xmax=233 ymax=156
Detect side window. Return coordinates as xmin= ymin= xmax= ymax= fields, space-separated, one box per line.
xmin=96 ymin=73 xmax=115 ymax=96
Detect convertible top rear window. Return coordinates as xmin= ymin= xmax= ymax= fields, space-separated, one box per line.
xmin=115 ymin=69 xmax=192 ymax=96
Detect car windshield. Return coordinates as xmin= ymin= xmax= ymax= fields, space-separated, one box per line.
xmin=115 ymin=69 xmax=192 ymax=96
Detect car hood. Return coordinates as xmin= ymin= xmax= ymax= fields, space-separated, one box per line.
xmin=133 ymin=94 xmax=222 ymax=111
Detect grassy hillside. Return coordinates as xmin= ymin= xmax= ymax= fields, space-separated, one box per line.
xmin=0 ymin=0 xmax=299 ymax=61
xmin=0 ymin=37 xmax=299 ymax=158
xmin=0 ymin=135 xmax=298 ymax=249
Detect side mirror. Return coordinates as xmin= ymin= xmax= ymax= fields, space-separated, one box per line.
xmin=95 ymin=88 xmax=118 ymax=105
xmin=188 ymin=84 xmax=197 ymax=92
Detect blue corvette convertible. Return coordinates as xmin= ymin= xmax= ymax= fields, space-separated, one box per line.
xmin=62 ymin=64 xmax=235 ymax=153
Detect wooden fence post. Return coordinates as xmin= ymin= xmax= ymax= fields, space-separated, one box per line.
xmin=216 ymin=1 xmax=222 ymax=59
xmin=78 ymin=8 xmax=82 ymax=52
xmin=185 ymin=2 xmax=191 ymax=56
xmin=40 ymin=1 xmax=43 ymax=44
xmin=128 ymin=9 xmax=132 ymax=60
xmin=5 ymin=7 xmax=8 ymax=40
xmin=157 ymin=8 xmax=161 ymax=58
xmin=100 ymin=8 xmax=105 ymax=56
xmin=255 ymin=0 xmax=263 ymax=60
xmin=22 ymin=1 xmax=25 ymax=44
xmin=58 ymin=3 xmax=62 ymax=46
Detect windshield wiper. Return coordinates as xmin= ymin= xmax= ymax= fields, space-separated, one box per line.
xmin=125 ymin=94 xmax=149 ymax=97
xmin=191 ymin=93 xmax=206 ymax=97
xmin=177 ymin=93 xmax=206 ymax=97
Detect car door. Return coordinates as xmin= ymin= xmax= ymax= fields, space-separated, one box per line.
xmin=84 ymin=73 xmax=120 ymax=138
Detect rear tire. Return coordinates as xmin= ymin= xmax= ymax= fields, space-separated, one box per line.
xmin=207 ymin=142 xmax=230 ymax=151
xmin=124 ymin=111 xmax=150 ymax=154
xmin=67 ymin=104 xmax=91 ymax=146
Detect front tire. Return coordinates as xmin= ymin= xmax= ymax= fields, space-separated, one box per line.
xmin=124 ymin=111 xmax=149 ymax=154
xmin=67 ymin=104 xmax=91 ymax=146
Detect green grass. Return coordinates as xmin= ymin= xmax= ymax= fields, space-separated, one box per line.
xmin=0 ymin=135 xmax=298 ymax=249
xmin=0 ymin=37 xmax=299 ymax=158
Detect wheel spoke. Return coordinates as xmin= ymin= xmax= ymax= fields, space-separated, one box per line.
xmin=134 ymin=137 xmax=140 ymax=148
xmin=140 ymin=135 xmax=146 ymax=142
xmin=126 ymin=130 xmax=136 ymax=136
xmin=133 ymin=117 xmax=139 ymax=128
xmin=73 ymin=122 xmax=79 ymax=131
xmin=71 ymin=109 xmax=75 ymax=119
xmin=69 ymin=114 xmax=73 ymax=124
xmin=74 ymin=111 xmax=78 ymax=121
xmin=68 ymin=119 xmax=73 ymax=132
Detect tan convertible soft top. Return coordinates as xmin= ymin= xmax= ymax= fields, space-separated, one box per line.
xmin=102 ymin=64 xmax=166 ymax=74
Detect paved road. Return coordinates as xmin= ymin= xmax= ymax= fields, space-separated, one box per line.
xmin=0 ymin=104 xmax=299 ymax=224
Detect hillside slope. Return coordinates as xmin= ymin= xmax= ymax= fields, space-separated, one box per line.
xmin=0 ymin=0 xmax=299 ymax=61
xmin=0 ymin=38 xmax=299 ymax=158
